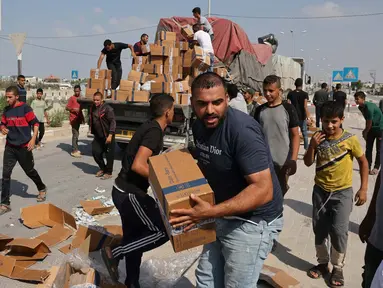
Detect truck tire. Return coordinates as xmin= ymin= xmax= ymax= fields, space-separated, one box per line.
xmin=117 ymin=142 xmax=128 ymax=151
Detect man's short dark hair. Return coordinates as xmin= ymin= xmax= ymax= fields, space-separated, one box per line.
xmin=354 ymin=91 xmax=366 ymax=99
xmin=6 ymin=86 xmax=19 ymax=96
xmin=321 ymin=83 xmax=328 ymax=89
xmin=103 ymin=39 xmax=112 ymax=47
xmin=263 ymin=75 xmax=281 ymax=89
xmin=320 ymin=101 xmax=344 ymax=119
xmin=74 ymin=85 xmax=81 ymax=90
xmin=191 ymin=72 xmax=225 ymax=95
xmin=226 ymin=84 xmax=238 ymax=100
xmin=150 ymin=94 xmax=174 ymax=118
xmin=36 ymin=88 xmax=43 ymax=94
xmin=17 ymin=75 xmax=25 ymax=81
xmin=294 ymin=78 xmax=303 ymax=87
xmin=192 ymin=7 xmax=201 ymax=14
xmin=141 ymin=34 xmax=148 ymax=39
xmin=93 ymin=91 xmax=104 ymax=98
xmin=336 ymin=83 xmax=342 ymax=90
xmin=193 ymin=23 xmax=202 ymax=33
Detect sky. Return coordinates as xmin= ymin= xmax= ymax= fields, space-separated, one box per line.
xmin=0 ymin=0 xmax=383 ymax=82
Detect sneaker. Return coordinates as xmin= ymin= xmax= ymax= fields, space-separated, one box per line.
xmin=71 ymin=151 xmax=82 ymax=158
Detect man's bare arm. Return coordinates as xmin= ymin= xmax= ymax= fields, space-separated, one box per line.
xmin=97 ymin=53 xmax=105 ymax=69
xmin=290 ymin=127 xmax=300 ymax=161
xmin=131 ymin=146 xmax=153 ymax=178
xmin=304 ymin=98 xmax=310 ymax=119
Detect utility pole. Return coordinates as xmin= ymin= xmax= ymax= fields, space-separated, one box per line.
xmin=290 ymin=30 xmax=294 ymax=56
xmin=9 ymin=33 xmax=26 ymax=76
xmin=208 ymin=0 xmax=211 ymax=17
xmin=370 ymin=70 xmax=377 ymax=95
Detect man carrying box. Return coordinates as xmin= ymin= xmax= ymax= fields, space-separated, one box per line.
xmin=192 ymin=24 xmax=215 ymax=72
xmin=101 ymin=94 xmax=175 ymax=287
xmin=192 ymin=7 xmax=214 ymax=41
xmin=97 ymin=39 xmax=134 ymax=89
xmin=133 ymin=34 xmax=150 ymax=56
xmin=170 ymin=72 xmax=284 ymax=287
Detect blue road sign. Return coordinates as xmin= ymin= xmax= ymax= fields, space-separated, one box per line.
xmin=332 ymin=71 xmax=343 ymax=82
xmin=343 ymin=67 xmax=359 ymax=82
xmin=71 ymin=70 xmax=79 ymax=80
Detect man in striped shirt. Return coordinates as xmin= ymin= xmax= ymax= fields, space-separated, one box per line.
xmin=0 ymin=86 xmax=47 ymax=215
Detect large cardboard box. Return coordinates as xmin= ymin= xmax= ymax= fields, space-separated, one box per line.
xmin=127 ymin=90 xmax=150 ymax=102
xmin=182 ymin=50 xmax=193 ymax=68
xmin=156 ymin=40 xmax=177 ymax=48
xmin=181 ymin=25 xmax=194 ymax=39
xmin=119 ymin=80 xmax=140 ymax=91
xmin=88 ymin=78 xmax=111 ymax=90
xmin=177 ymin=41 xmax=189 ymax=51
xmin=132 ymin=64 xmax=143 ymax=72
xmin=174 ymin=80 xmax=190 ymax=93
xmin=213 ymin=67 xmax=229 ymax=78
xmin=127 ymin=70 xmax=148 ymax=84
xmin=148 ymin=55 xmax=165 ymax=65
xmin=158 ymin=31 xmax=177 ymax=41
xmin=6 ymin=238 xmax=51 ymax=261
xmin=143 ymin=64 xmax=163 ymax=74
xmin=171 ymin=93 xmax=191 ymax=105
xmin=112 ymin=90 xmax=130 ymax=102
xmin=192 ymin=46 xmax=211 ymax=71
xmin=150 ymin=45 xmax=171 ymax=57
xmin=148 ymin=149 xmax=216 ymax=252
xmin=132 ymin=56 xmax=148 ymax=65
xmin=151 ymin=82 xmax=173 ymax=94
xmin=149 ymin=74 xmax=173 ymax=82
xmin=90 ymin=69 xmax=112 ymax=80
xmin=85 ymin=88 xmax=106 ymax=98
xmin=21 ymin=203 xmax=77 ymax=230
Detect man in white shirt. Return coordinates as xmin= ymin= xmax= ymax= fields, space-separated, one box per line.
xmin=193 ymin=24 xmax=215 ymax=72
xmin=227 ymin=83 xmax=248 ymax=114
xmin=192 ymin=7 xmax=214 ymax=41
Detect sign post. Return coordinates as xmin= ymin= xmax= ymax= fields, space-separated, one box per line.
xmin=343 ymin=67 xmax=359 ymax=82
xmin=9 ymin=33 xmax=27 ymax=75
xmin=71 ymin=70 xmax=79 ymax=80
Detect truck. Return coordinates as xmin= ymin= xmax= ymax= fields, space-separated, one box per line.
xmin=78 ymin=17 xmax=306 ymax=149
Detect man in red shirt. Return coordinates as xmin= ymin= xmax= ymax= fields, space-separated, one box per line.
xmin=66 ymin=85 xmax=84 ymax=158
xmin=133 ymin=34 xmax=149 ymax=56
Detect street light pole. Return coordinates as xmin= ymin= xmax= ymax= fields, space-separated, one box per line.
xmin=290 ymin=30 xmax=294 ymax=56
xmin=370 ymin=70 xmax=377 ymax=95
xmin=208 ymin=0 xmax=211 ymax=17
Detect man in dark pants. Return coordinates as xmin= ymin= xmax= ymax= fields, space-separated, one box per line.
xmin=66 ymin=85 xmax=84 ymax=158
xmin=17 ymin=75 xmax=27 ymax=103
xmin=0 ymin=86 xmax=47 ymax=215
xmin=355 ymin=91 xmax=383 ymax=175
xmin=90 ymin=92 xmax=116 ymax=180
xmin=313 ymin=83 xmax=329 ymax=128
xmin=97 ymin=39 xmax=134 ymax=89
xmin=101 ymin=94 xmax=175 ymax=287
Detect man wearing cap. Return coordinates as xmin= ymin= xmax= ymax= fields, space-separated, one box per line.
xmin=244 ymin=88 xmax=259 ymax=117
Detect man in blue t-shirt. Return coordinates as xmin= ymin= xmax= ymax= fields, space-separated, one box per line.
xmin=170 ymin=72 xmax=284 ymax=287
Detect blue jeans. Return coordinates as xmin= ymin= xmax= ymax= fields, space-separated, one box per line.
xmin=207 ymin=53 xmax=215 ymax=72
xmin=300 ymin=120 xmax=308 ymax=150
xmin=195 ymin=216 xmax=284 ymax=288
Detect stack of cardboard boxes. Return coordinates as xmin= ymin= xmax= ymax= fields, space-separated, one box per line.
xmin=85 ymin=69 xmax=112 ymax=98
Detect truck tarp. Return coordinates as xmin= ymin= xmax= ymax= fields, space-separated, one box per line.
xmin=272 ymin=54 xmax=301 ymax=94
xmin=156 ymin=17 xmax=273 ymax=91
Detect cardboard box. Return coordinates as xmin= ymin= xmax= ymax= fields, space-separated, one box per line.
xmin=260 ymin=265 xmax=300 ymax=288
xmin=132 ymin=56 xmax=147 ymax=65
xmin=127 ymin=70 xmax=148 ymax=84
xmin=0 ymin=255 xmax=50 ymax=283
xmin=177 ymin=41 xmax=190 ymax=51
xmin=163 ymin=66 xmax=183 ymax=81
xmin=80 ymin=200 xmax=114 ymax=216
xmin=132 ymin=64 xmax=143 ymax=72
xmin=179 ymin=93 xmax=191 ymax=105
xmin=156 ymin=40 xmax=177 ymax=48
xmin=213 ymin=67 xmax=229 ymax=78
xmin=182 ymin=50 xmax=193 ymax=68
xmin=174 ymin=80 xmax=190 ymax=93
xmin=127 ymin=90 xmax=150 ymax=102
xmin=192 ymin=46 xmax=211 ymax=71
xmin=6 ymin=238 xmax=51 ymax=261
xmin=85 ymin=88 xmax=106 ymax=98
xmin=158 ymin=31 xmax=177 ymax=41
xmin=88 ymin=78 xmax=111 ymax=90
xmin=119 ymin=80 xmax=140 ymax=91
xmin=90 ymin=69 xmax=112 ymax=80
xmin=143 ymin=64 xmax=163 ymax=74
xmin=150 ymin=45 xmax=171 ymax=57
xmin=164 ymin=54 xmax=180 ymax=67
xmin=59 ymin=225 xmax=123 ymax=254
xmin=148 ymin=55 xmax=165 ymax=65
xmin=141 ymin=43 xmax=151 ymax=54
xmin=112 ymin=90 xmax=130 ymax=102
xmin=148 ymin=149 xmax=216 ymax=252
xmin=0 ymin=234 xmax=13 ymax=251
xmin=149 ymin=74 xmax=173 ymax=82
xmin=21 ymin=203 xmax=77 ymax=230
xmin=35 ymin=225 xmax=73 ymax=248
xmin=181 ymin=25 xmax=194 ymax=39
xmin=151 ymin=82 xmax=174 ymax=94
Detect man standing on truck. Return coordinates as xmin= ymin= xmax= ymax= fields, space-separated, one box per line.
xmin=192 ymin=7 xmax=214 ymax=41
xmin=66 ymin=85 xmax=84 ymax=158
xmin=192 ymin=24 xmax=215 ymax=72
xmin=170 ymin=72 xmax=283 ymax=287
xmin=97 ymin=40 xmax=134 ymax=89
xmin=133 ymin=34 xmax=149 ymax=56
xmin=101 ymin=94 xmax=175 ymax=287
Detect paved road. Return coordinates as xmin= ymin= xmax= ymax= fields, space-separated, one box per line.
xmin=0 ymin=110 xmax=378 ymax=287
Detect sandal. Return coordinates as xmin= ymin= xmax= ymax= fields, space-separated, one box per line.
xmin=330 ymin=268 xmax=344 ymax=287
xmin=95 ymin=170 xmax=104 ymax=178
xmin=37 ymin=191 xmax=47 ymax=202
xmin=100 ymin=247 xmax=119 ymax=282
xmin=101 ymin=174 xmax=113 ymax=180
xmin=307 ymin=263 xmax=329 ymax=279
xmin=0 ymin=204 xmax=11 ymax=215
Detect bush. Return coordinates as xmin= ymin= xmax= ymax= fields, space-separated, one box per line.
xmin=49 ymin=110 xmax=66 ymax=127
xmin=0 ymin=96 xmax=7 ymax=114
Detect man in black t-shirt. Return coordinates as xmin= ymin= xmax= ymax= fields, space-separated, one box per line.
xmin=313 ymin=83 xmax=329 ymax=128
xmin=170 ymin=72 xmax=283 ymax=287
xmin=101 ymin=94 xmax=174 ymax=287
xmin=333 ymin=83 xmax=347 ymax=108
xmin=97 ymin=39 xmax=133 ymax=89
xmin=287 ymin=78 xmax=310 ymax=150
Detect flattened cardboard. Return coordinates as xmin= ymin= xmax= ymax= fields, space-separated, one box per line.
xmin=59 ymin=225 xmax=122 ymax=254
xmin=149 ymin=149 xmax=216 ymax=252
xmin=21 ymin=203 xmax=77 ymax=230
xmin=36 ymin=225 xmax=73 ymax=247
xmin=36 ymin=266 xmax=60 ymax=288
xmin=6 ymin=238 xmax=51 ymax=261
xmin=0 ymin=255 xmax=49 ymax=283
xmin=260 ymin=265 xmax=300 ymax=288
xmin=0 ymin=234 xmax=13 ymax=251
xmin=80 ymin=200 xmax=114 ymax=216
xmin=15 ymin=260 xmax=37 ymax=268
